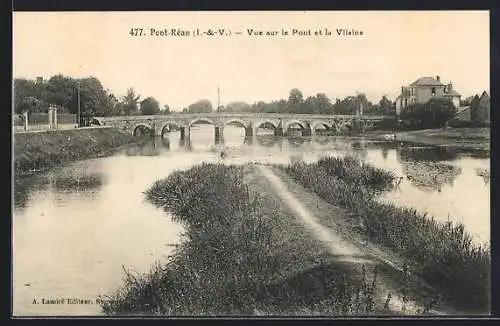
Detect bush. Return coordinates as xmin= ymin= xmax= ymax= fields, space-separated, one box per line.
xmin=400 ymin=98 xmax=457 ymax=129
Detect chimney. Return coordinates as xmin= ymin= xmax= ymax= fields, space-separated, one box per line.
xmin=436 ymin=75 xmax=441 ymax=82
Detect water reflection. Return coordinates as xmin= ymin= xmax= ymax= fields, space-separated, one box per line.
xmin=14 ymin=168 xmax=105 ymax=208
xmin=14 ymin=177 xmax=50 ymax=208
xmin=398 ymin=145 xmax=459 ymax=162
xmin=351 ymin=141 xmax=368 ymax=160
xmin=256 ymin=135 xmax=283 ymax=148
xmin=398 ymin=144 xmax=490 ymax=162
xmin=287 ymin=136 xmax=307 ymax=148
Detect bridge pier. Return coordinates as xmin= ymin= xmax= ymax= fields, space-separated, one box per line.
xmin=274 ymin=127 xmax=283 ymax=137
xmin=302 ymin=127 xmax=312 ymax=137
xmin=215 ymin=126 xmax=224 ymax=144
xmin=180 ymin=126 xmax=190 ymax=143
xmin=245 ymin=125 xmax=253 ymax=137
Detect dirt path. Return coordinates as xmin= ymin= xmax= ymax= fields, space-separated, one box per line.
xmin=255 ymin=164 xmax=448 ymax=316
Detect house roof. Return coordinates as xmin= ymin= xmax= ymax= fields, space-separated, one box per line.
xmin=443 ymin=89 xmax=461 ymax=96
xmin=410 ymin=77 xmax=444 ymax=86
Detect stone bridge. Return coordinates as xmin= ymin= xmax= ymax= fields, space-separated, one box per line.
xmin=93 ymin=113 xmax=388 ymax=142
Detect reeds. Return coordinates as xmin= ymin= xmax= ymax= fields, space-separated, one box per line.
xmin=280 ymin=156 xmax=490 ymax=312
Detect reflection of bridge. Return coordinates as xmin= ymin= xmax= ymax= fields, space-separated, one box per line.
xmin=94 ymin=113 xmax=389 ymax=143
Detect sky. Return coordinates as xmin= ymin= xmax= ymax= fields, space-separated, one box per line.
xmin=13 ymin=11 xmax=490 ymax=111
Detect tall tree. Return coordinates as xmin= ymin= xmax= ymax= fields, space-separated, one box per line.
xmin=45 ymin=74 xmax=77 ymax=112
xmin=188 ymin=99 xmax=213 ymax=113
xmin=225 ymin=101 xmax=251 ymax=112
xmin=288 ymin=88 xmax=304 ymax=105
xmin=78 ymin=77 xmax=114 ymax=117
xmin=121 ymin=87 xmax=141 ymax=115
xmin=160 ymin=104 xmax=171 ymax=115
xmin=312 ymin=93 xmax=333 ymax=114
xmin=14 ymin=78 xmax=39 ymax=113
xmin=379 ymin=95 xmax=392 ymax=109
xmin=333 ymin=96 xmax=357 ymax=115
xmin=140 ymin=97 xmax=161 ymax=115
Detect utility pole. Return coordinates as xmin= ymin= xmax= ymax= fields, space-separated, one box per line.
xmin=217 ymin=86 xmax=220 ymax=113
xmin=77 ymin=80 xmax=81 ymax=127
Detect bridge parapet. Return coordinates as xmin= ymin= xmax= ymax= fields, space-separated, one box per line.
xmin=94 ymin=113 xmax=391 ymax=137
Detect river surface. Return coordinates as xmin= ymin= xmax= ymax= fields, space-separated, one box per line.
xmin=12 ymin=125 xmax=490 ymax=316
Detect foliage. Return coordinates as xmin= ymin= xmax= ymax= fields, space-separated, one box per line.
xmin=188 ymin=99 xmax=213 ymax=113
xmin=14 ymin=75 xmax=125 ymax=117
xmin=281 ymin=156 xmax=490 ymax=312
xmin=120 ymin=87 xmax=141 ymax=116
xmin=400 ymin=98 xmax=457 ymax=129
xmin=160 ymin=105 xmax=171 ymax=115
xmin=15 ymin=96 xmax=45 ymax=113
xmin=288 ymin=88 xmax=304 ymax=108
xmin=223 ymin=101 xmax=251 ymax=113
xmin=140 ymin=97 xmax=161 ymax=115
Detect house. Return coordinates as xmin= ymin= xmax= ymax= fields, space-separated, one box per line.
xmin=471 ymin=91 xmax=490 ymax=124
xmin=395 ymin=75 xmax=461 ymax=115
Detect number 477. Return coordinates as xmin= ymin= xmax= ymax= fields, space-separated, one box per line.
xmin=130 ymin=28 xmax=144 ymax=36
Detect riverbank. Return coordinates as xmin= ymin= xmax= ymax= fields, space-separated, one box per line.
xmin=100 ymin=163 xmax=414 ymax=316
xmin=279 ymin=156 xmax=490 ymax=313
xmin=382 ymin=128 xmax=490 ymax=150
xmin=14 ymin=127 xmax=138 ymax=178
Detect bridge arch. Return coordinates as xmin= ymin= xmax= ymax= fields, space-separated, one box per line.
xmin=224 ymin=119 xmax=248 ymax=129
xmin=189 ymin=117 xmax=215 ymax=127
xmin=311 ymin=120 xmax=332 ymax=131
xmin=254 ymin=119 xmax=278 ymax=130
xmin=133 ymin=123 xmax=153 ymax=136
xmin=160 ymin=121 xmax=182 ymax=136
xmin=283 ymin=119 xmax=306 ymax=131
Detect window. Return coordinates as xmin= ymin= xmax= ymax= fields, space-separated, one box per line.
xmin=431 ymin=87 xmax=436 ymax=95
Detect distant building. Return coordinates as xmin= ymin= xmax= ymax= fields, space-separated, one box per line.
xmin=395 ymin=75 xmax=461 ymax=115
xmin=471 ymin=91 xmax=490 ymax=124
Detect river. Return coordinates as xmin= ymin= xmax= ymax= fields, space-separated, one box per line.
xmin=12 ymin=124 xmax=490 ymax=316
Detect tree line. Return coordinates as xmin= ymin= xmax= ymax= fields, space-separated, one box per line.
xmin=14 ymin=75 xmax=400 ymax=118
xmin=219 ymin=88 xmax=396 ymax=116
